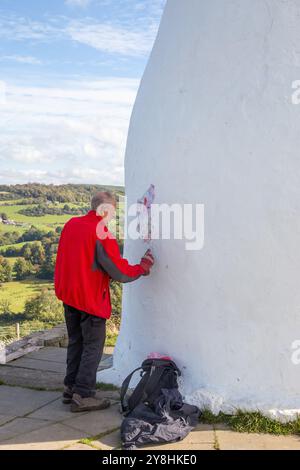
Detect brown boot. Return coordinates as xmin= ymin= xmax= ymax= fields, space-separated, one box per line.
xmin=70 ymin=393 xmax=111 ymax=413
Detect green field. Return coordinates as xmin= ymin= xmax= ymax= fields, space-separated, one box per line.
xmin=0 ymin=279 xmax=53 ymax=313
xmin=0 ymin=241 xmax=35 ymax=253
xmin=0 ymin=198 xmax=63 ymax=318
xmin=0 ymin=185 xmax=123 ymax=344
xmin=0 ymin=203 xmax=72 ymax=225
xmin=5 ymin=257 xmax=21 ymax=269
xmin=0 ymin=224 xmax=28 ymax=234
xmin=0 ymin=201 xmax=89 ymax=236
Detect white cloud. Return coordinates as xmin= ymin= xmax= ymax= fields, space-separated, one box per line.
xmin=0 ymin=55 xmax=41 ymax=65
xmin=0 ymin=14 xmax=61 ymax=42
xmin=0 ymin=139 xmax=47 ymax=163
xmin=0 ymin=77 xmax=140 ymax=185
xmin=67 ymin=20 xmax=158 ymax=56
xmin=0 ymin=2 xmax=167 ymax=184
xmin=0 ymin=10 xmax=162 ymax=56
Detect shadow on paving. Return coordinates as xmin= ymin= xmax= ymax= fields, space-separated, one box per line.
xmin=0 ymin=346 xmax=113 ymax=390
xmin=1 ymin=347 xmax=300 ymax=450
xmin=0 ymin=384 xmax=122 ymax=450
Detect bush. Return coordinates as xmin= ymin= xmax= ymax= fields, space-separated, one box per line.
xmin=24 ymin=289 xmax=64 ymax=324
xmin=38 ymin=252 xmax=56 ymax=280
xmin=14 ymin=258 xmax=33 ymax=280
xmin=0 ymin=256 xmax=12 ymax=282
xmin=19 ymin=204 xmax=88 ymax=217
xmin=0 ymin=300 xmax=13 ymax=317
xmin=109 ymin=281 xmax=122 ymax=330
xmin=22 ymin=241 xmax=45 ymax=265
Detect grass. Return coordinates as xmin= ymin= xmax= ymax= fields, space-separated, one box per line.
xmin=0 ymin=224 xmax=28 ymax=234
xmin=1 ymin=201 xmax=86 ymax=220
xmin=0 ymin=320 xmax=53 ymax=343
xmin=0 ymin=200 xmax=82 ymax=235
xmin=0 ymin=379 xmax=64 ymax=392
xmin=105 ymin=331 xmax=118 ymax=347
xmin=201 ymin=409 xmax=300 ymax=436
xmin=96 ymin=382 xmax=119 ymax=392
xmin=0 ymin=195 xmax=123 ymax=346
xmin=0 ymin=279 xmax=53 ymax=312
xmin=78 ymin=438 xmax=97 ymax=448
xmin=4 ymin=256 xmax=21 ymax=268
xmin=0 ymin=203 xmax=71 ymax=225
xmin=79 ymin=427 xmax=121 ymax=449
xmin=0 ymin=221 xmax=63 ymax=234
xmin=0 ymin=241 xmax=35 ymax=253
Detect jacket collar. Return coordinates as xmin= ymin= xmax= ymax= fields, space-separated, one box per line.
xmin=86 ymin=211 xmax=109 ymax=233
xmin=87 ymin=210 xmax=103 ymax=220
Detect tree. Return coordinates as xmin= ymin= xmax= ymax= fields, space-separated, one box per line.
xmin=24 ymin=289 xmax=64 ymax=323
xmin=14 ymin=258 xmax=33 ymax=280
xmin=0 ymin=256 xmax=12 ymax=282
xmin=30 ymin=242 xmax=45 ymax=265
xmin=22 ymin=243 xmax=33 ymax=260
xmin=21 ymin=227 xmax=45 ymax=242
xmin=22 ymin=241 xmax=45 ymax=265
xmin=108 ymin=281 xmax=122 ymax=331
xmin=38 ymin=253 xmax=56 ymax=280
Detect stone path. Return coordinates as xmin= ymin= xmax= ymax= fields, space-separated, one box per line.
xmin=0 ymin=346 xmax=113 ymax=390
xmin=0 ymin=347 xmax=300 ymax=450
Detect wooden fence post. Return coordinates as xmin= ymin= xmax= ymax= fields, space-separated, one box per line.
xmin=15 ymin=323 xmax=20 ymax=341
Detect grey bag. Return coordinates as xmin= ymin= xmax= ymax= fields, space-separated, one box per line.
xmin=121 ymin=388 xmax=200 ymax=450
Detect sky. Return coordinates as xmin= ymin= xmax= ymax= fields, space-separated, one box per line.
xmin=0 ymin=0 xmax=166 ymax=186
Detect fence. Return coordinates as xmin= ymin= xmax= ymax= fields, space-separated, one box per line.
xmin=0 ymin=323 xmax=45 ymax=343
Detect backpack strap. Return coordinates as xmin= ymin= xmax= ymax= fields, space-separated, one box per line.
xmin=120 ymin=367 xmax=142 ymax=414
xmin=142 ymin=364 xmax=165 ymax=402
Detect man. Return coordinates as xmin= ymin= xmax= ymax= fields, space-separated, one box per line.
xmin=55 ymin=191 xmax=154 ymax=412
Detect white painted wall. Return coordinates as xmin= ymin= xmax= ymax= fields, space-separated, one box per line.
xmin=99 ymin=0 xmax=300 ymax=419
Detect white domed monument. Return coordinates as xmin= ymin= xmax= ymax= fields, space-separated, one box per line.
xmin=99 ymin=0 xmax=300 ymax=420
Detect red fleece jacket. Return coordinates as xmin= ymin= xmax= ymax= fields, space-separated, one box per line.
xmin=55 ymin=210 xmax=144 ymax=318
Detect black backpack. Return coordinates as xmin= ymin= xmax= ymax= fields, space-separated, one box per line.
xmin=120 ymin=358 xmax=181 ymax=415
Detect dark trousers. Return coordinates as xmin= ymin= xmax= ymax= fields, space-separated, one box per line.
xmin=64 ymin=304 xmax=106 ymax=398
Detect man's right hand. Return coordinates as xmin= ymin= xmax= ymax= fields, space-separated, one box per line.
xmin=140 ymin=249 xmax=154 ymax=276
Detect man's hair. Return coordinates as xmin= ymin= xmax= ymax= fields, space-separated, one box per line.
xmin=91 ymin=191 xmax=116 ymax=212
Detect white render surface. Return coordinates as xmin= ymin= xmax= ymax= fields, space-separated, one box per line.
xmin=98 ymin=0 xmax=300 ymax=420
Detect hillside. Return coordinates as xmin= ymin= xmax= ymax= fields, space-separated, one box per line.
xmin=0 ymin=184 xmax=124 ymax=344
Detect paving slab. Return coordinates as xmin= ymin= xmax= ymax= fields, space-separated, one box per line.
xmin=216 ymin=430 xmax=300 ymax=450
xmin=63 ymin=404 xmax=122 ymax=436
xmin=65 ymin=443 xmax=97 ymax=451
xmin=26 ymin=347 xmax=112 ymax=366
xmin=0 ymin=347 xmax=113 ymax=390
xmin=0 ymin=422 xmax=91 ymax=450
xmin=28 ymin=398 xmax=87 ymax=422
xmin=0 ymin=417 xmax=49 ymax=442
xmin=8 ymin=357 xmax=66 ymax=373
xmin=27 ymin=391 xmax=119 ymax=423
xmin=0 ymin=386 xmax=60 ymax=416
xmin=0 ymin=365 xmax=64 ymax=390
xmin=186 ymin=424 xmax=215 ymax=444
xmin=139 ymin=442 xmax=215 ymax=451
xmin=104 ymin=347 xmax=114 ymax=355
xmin=0 ymin=415 xmax=17 ymax=426
xmin=98 ymin=356 xmax=113 ymax=371
xmin=138 ymin=425 xmax=216 ymax=451
xmin=95 ymin=390 xmax=120 ymax=402
xmin=91 ymin=430 xmax=122 ymax=450
xmin=26 ymin=347 xmax=68 ymax=363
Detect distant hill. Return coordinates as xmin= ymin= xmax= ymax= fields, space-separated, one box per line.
xmin=0 ymin=183 xmax=125 ymax=204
